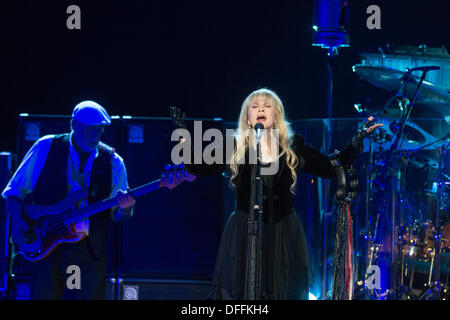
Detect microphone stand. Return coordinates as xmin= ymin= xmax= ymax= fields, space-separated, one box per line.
xmin=244 ymin=125 xmax=263 ymax=300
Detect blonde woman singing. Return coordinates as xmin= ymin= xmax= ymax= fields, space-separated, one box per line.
xmin=170 ymin=88 xmax=382 ymax=300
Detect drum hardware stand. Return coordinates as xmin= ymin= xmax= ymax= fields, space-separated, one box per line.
xmin=408 ymin=257 xmax=417 ymax=296
xmin=397 ymin=135 xmax=449 ymax=300
xmin=397 ymin=250 xmax=434 ymax=300
xmin=364 ymin=241 xmax=385 ymax=299
xmin=363 ymin=133 xmax=375 ymax=250
xmin=376 ymin=67 xmax=438 ymax=299
xmin=431 ymin=139 xmax=449 ymax=299
xmin=375 ymin=71 xmax=412 ymax=300
xmin=358 ymin=133 xmax=384 ymax=300
xmin=396 ymin=225 xmax=418 ymax=299
xmin=244 ymin=124 xmax=264 ymax=300
xmin=396 ymin=149 xmax=411 ymax=290
xmin=362 ymin=156 xmax=387 ymax=300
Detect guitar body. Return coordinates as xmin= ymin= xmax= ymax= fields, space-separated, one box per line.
xmin=17 ymin=220 xmax=85 ymax=262
xmin=15 ymin=190 xmax=88 ymax=262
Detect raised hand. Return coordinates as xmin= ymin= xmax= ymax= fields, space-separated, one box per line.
xmin=363 ymin=116 xmax=384 ymax=135
xmin=352 ymin=116 xmax=384 ymax=152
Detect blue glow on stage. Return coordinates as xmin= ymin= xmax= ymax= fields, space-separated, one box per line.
xmin=308 ymin=292 xmax=318 ymax=300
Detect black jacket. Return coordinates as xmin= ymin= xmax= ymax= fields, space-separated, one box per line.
xmin=184 ymin=133 xmax=359 ymax=224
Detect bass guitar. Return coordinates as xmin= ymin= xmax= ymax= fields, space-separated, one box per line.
xmin=13 ymin=164 xmax=196 ymax=262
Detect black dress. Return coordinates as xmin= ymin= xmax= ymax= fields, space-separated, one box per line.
xmin=184 ymin=133 xmax=359 ymax=300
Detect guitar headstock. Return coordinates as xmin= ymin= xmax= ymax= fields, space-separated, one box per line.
xmin=160 ymin=163 xmax=196 ymax=190
xmin=169 ymin=106 xmax=187 ymax=129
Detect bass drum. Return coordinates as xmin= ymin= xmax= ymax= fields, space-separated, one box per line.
xmin=401 ymin=221 xmax=436 ymax=263
xmin=401 ymin=221 xmax=450 ymax=299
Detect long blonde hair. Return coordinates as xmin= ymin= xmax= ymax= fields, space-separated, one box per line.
xmin=229 ymin=88 xmax=299 ymax=193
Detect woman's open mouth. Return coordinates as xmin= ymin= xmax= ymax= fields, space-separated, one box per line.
xmin=257 ymin=116 xmax=266 ymax=122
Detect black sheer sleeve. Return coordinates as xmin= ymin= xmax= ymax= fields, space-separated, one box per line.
xmin=293 ymin=134 xmax=360 ymax=179
xmin=180 ymin=135 xmax=230 ymax=176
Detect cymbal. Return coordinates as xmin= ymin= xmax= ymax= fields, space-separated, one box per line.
xmin=352 ymin=65 xmax=450 ymax=108
xmin=387 ymin=101 xmax=450 ymax=119
xmin=416 ymin=101 xmax=450 ymax=115
xmin=360 ymin=118 xmax=438 ymax=153
xmin=389 ymin=121 xmax=426 ymax=145
xmin=411 ymin=102 xmax=450 ymax=137
xmin=407 ymin=151 xmax=439 ymax=169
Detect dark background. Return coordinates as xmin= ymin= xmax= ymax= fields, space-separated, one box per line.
xmin=1 ymin=0 xmax=449 ymax=153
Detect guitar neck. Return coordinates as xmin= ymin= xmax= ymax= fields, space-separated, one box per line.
xmin=64 ymin=179 xmax=161 ymax=224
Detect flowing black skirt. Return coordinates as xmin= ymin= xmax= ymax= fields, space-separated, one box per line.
xmin=209 ymin=210 xmax=312 ymax=300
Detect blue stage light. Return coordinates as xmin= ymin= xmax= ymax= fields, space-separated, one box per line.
xmin=312 ymin=0 xmax=350 ymax=49
xmin=308 ymin=292 xmax=318 ymax=300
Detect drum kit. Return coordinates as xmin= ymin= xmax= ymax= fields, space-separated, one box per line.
xmin=350 ymin=46 xmax=450 ymax=300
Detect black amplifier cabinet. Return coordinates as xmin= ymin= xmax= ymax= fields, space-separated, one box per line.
xmin=8 ymin=275 xmax=31 ymax=300
xmin=17 ymin=114 xmax=120 ymax=161
xmin=117 ymin=117 xmax=224 ymax=280
xmin=106 ymin=277 xmax=211 ymax=300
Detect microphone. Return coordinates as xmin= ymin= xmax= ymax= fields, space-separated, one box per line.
xmin=254 ymin=122 xmax=264 ymax=141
